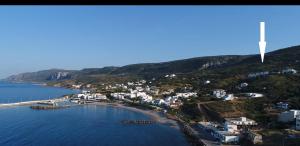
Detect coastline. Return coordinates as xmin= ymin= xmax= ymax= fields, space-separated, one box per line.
xmin=88 ymin=102 xmax=181 ymax=130
xmin=0 ymin=99 xmax=197 ymax=145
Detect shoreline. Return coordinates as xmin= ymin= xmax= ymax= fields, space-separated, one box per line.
xmin=0 ymin=100 xmax=196 ymax=145
xmin=88 ymin=102 xmax=181 ymax=130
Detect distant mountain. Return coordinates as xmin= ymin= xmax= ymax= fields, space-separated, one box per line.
xmin=4 ymin=69 xmax=76 ymax=83
xmin=4 ymin=45 xmax=300 ymax=84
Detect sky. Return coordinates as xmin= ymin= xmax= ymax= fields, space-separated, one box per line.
xmin=1 ymin=6 xmax=300 ymax=78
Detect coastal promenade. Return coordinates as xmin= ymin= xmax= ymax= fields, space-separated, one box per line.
xmin=0 ymin=97 xmax=67 ymax=108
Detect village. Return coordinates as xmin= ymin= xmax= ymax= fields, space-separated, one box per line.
xmin=67 ymin=68 xmax=299 ymax=145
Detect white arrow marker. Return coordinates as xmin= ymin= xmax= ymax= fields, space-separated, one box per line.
xmin=259 ymin=22 xmax=266 ymax=63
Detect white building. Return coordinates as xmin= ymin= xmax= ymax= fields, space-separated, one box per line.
xmin=223 ymin=94 xmax=236 ymax=101
xmin=278 ymin=109 xmax=300 ymax=123
xmin=282 ymin=68 xmax=297 ymax=74
xmin=110 ymin=93 xmax=128 ymax=100
xmin=240 ymin=82 xmax=248 ymax=88
xmin=72 ymin=84 xmax=82 ymax=89
xmin=218 ymin=131 xmax=239 ymax=143
xmin=213 ymin=89 xmax=226 ymax=98
xmin=176 ymin=92 xmax=197 ymax=99
xmin=225 ymin=122 xmax=238 ymax=133
xmin=199 ymin=122 xmax=239 ymax=143
xmin=225 ymin=117 xmax=257 ymax=126
xmin=93 ymin=93 xmax=107 ymax=100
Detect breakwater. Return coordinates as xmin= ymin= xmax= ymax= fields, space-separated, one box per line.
xmin=0 ymin=98 xmax=67 ymax=108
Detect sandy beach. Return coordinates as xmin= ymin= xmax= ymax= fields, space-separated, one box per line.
xmin=89 ymin=102 xmax=181 ymax=130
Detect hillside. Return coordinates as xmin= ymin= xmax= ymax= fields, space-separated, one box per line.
xmin=3 ymin=45 xmax=300 ymax=86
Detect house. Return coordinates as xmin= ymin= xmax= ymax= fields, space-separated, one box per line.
xmin=152 ymin=99 xmax=165 ymax=106
xmin=199 ymin=122 xmax=239 ymax=143
xmin=282 ymin=68 xmax=297 ymax=74
xmin=176 ymin=92 xmax=197 ymax=99
xmin=276 ymin=102 xmax=289 ymax=110
xmin=224 ymin=122 xmax=238 ymax=133
xmin=127 ymin=82 xmax=134 ymax=86
xmin=110 ymin=93 xmax=128 ymax=100
xmin=140 ymin=80 xmax=147 ymax=84
xmin=248 ymin=71 xmax=269 ymax=78
xmin=223 ymin=94 xmax=236 ymax=101
xmin=141 ymin=95 xmax=153 ymax=103
xmin=278 ymin=110 xmax=300 ymax=123
xmin=93 ymin=93 xmax=107 ymax=100
xmin=72 ymin=84 xmax=82 ymax=89
xmin=240 ymin=82 xmax=248 ymax=88
xmin=225 ymin=117 xmax=257 ymax=127
xmin=213 ymin=89 xmax=226 ymax=98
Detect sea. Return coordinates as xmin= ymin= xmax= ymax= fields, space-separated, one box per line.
xmin=0 ymin=82 xmax=189 ymax=146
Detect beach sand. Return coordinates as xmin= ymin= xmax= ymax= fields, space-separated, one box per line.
xmin=90 ymin=102 xmax=180 ymax=130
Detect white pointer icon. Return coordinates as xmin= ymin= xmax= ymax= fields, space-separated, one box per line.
xmin=259 ymin=22 xmax=266 ymax=63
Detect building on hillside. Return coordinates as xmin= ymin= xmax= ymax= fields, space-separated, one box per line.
xmin=282 ymin=68 xmax=297 ymax=74
xmin=248 ymin=71 xmax=269 ymax=78
xmin=278 ymin=110 xmax=300 ymax=123
xmin=223 ymin=94 xmax=236 ymax=101
xmin=225 ymin=117 xmax=257 ymax=129
xmin=176 ymin=92 xmax=197 ymax=99
xmin=199 ymin=121 xmax=239 ymax=143
xmin=93 ymin=93 xmax=107 ymax=100
xmin=276 ymin=102 xmax=289 ymax=110
xmin=213 ymin=89 xmax=226 ymax=98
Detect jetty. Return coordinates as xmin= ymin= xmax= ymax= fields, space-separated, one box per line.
xmin=0 ymin=98 xmax=67 ymax=108
xmin=121 ymin=120 xmax=155 ymax=125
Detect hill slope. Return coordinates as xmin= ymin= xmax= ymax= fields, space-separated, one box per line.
xmin=4 ymin=45 xmax=300 ymax=84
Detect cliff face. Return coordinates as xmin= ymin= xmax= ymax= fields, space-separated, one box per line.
xmin=4 ymin=69 xmax=74 ymax=83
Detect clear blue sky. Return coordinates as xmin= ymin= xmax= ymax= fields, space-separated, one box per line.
xmin=1 ymin=6 xmax=300 ymax=78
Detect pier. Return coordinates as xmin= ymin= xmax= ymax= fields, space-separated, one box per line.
xmin=0 ymin=98 xmax=67 ymax=108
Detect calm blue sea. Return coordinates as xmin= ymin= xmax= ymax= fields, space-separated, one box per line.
xmin=0 ymin=81 xmax=79 ymax=103
xmin=0 ymin=82 xmax=189 ymax=146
